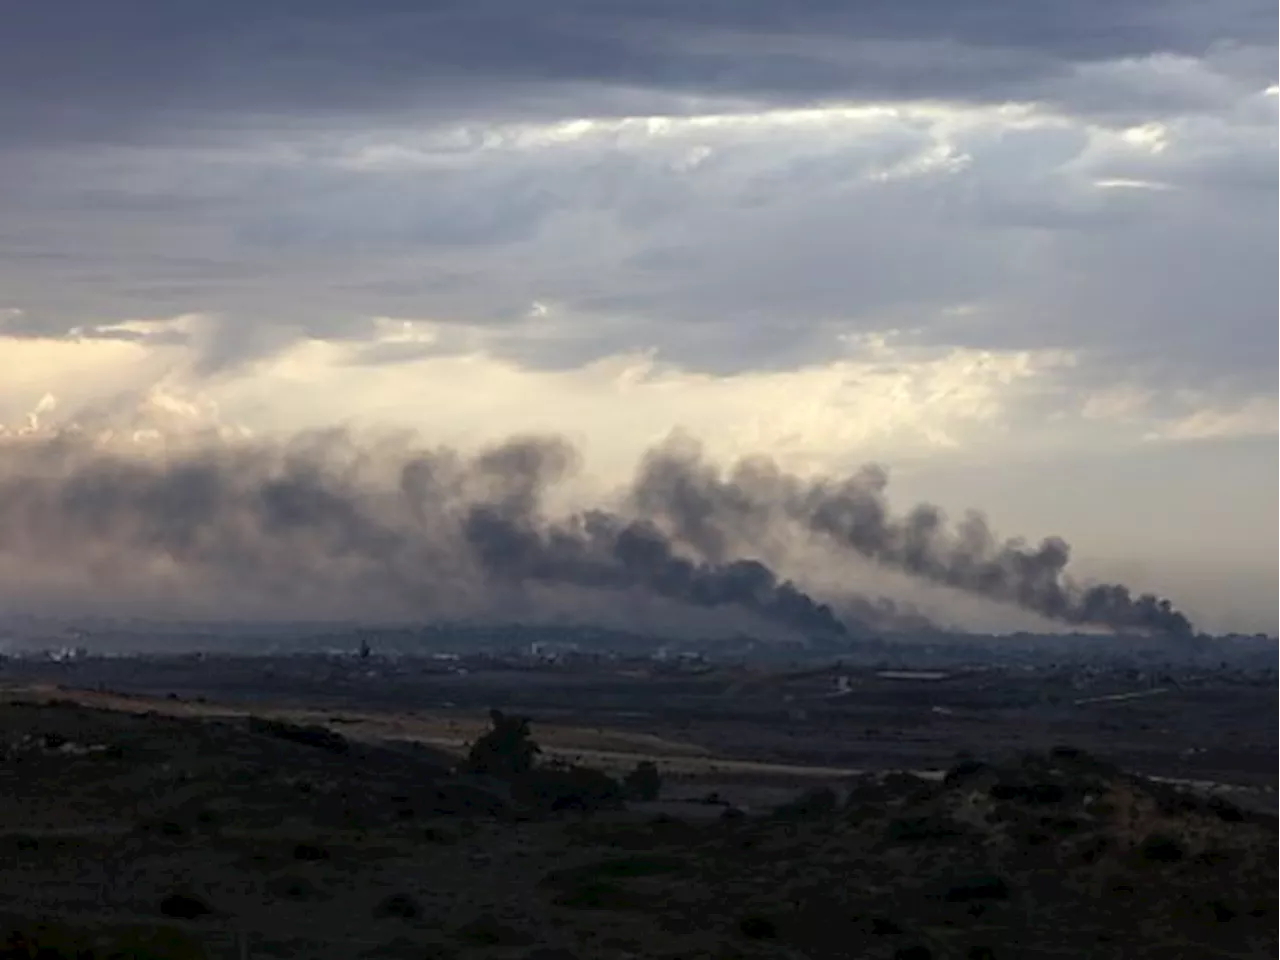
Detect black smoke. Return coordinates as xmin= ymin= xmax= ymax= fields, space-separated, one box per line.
xmin=464 ymin=506 xmax=844 ymax=636
xmin=630 ymin=438 xmax=1194 ymax=637
xmin=0 ymin=431 xmax=847 ymax=636
xmin=0 ymin=428 xmax=1195 ymax=637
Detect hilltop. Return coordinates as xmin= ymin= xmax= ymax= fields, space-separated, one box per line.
xmin=0 ymin=691 xmax=1274 ymax=959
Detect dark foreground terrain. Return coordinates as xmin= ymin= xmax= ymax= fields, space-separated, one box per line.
xmin=0 ymin=683 xmax=1276 ymax=960
xmin=4 ymin=653 xmax=1277 ymax=795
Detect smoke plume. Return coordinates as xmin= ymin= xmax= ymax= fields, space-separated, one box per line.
xmin=465 ymin=507 xmax=843 ymax=636
xmin=0 ymin=430 xmax=845 ymax=636
xmin=630 ymin=437 xmax=1194 ymax=636
xmin=0 ymin=428 xmax=1194 ymax=637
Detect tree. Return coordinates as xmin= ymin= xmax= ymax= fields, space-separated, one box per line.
xmin=622 ymin=760 xmax=662 ymax=801
xmin=462 ymin=709 xmax=541 ymax=780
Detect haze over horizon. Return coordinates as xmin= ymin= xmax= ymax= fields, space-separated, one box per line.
xmin=0 ymin=1 xmax=1275 ymax=635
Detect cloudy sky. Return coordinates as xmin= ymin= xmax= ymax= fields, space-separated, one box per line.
xmin=0 ymin=1 xmax=1276 ymax=633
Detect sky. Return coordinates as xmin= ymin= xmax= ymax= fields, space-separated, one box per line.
xmin=0 ymin=1 xmax=1276 ymax=635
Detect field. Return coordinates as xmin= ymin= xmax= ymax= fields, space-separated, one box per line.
xmin=0 ymin=654 xmax=1275 ymax=958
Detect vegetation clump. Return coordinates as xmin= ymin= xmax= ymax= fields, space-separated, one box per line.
xmin=247 ymin=716 xmax=349 ymax=754
xmin=622 ymin=760 xmax=662 ymax=801
xmin=943 ymin=874 xmax=1011 ymax=903
xmin=1138 ymin=832 xmax=1185 ymax=863
xmin=293 ymin=841 xmax=330 ymax=861
xmin=461 ymin=710 xmax=625 ymax=814
xmin=944 ymin=758 xmax=989 ymax=786
xmin=515 ymin=761 xmax=624 ymax=813
xmin=267 ymin=874 xmax=329 ymax=902
xmin=158 ymin=892 xmax=213 ymax=920
xmin=373 ymin=893 xmax=422 ymax=920
xmin=884 ymin=815 xmax=967 ymax=844
xmin=771 ymin=786 xmax=839 ymax=820
xmin=461 ymin=710 xmax=541 ymax=779
xmin=738 ymin=914 xmax=778 ymax=939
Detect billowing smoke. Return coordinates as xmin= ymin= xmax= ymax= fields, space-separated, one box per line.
xmin=631 ymin=438 xmax=1194 ymax=637
xmin=0 ymin=430 xmax=844 ymax=636
xmin=464 ymin=508 xmax=843 ymax=636
xmin=0 ymin=428 xmax=1194 ymax=637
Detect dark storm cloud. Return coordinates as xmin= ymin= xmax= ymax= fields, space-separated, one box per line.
xmin=1 ymin=0 xmax=1273 ymax=143
xmin=0 ymin=0 xmax=1272 ymax=428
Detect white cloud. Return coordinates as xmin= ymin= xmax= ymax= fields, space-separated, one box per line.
xmin=1146 ymin=395 xmax=1279 ymax=441
xmin=0 ymin=333 xmax=178 ymax=422
xmin=1080 ymin=385 xmax=1157 ymax=421
xmin=198 ymin=327 xmax=1072 ymax=483
xmin=1091 ymin=178 xmax=1172 ymax=190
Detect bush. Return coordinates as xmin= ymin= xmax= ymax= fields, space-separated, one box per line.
xmin=421 ymin=825 xmax=456 ymax=844
xmin=267 ymin=875 xmax=329 ymax=902
xmin=430 ymin=782 xmax=511 ymax=818
xmin=944 ymin=875 xmax=1010 ymax=903
xmin=1048 ymin=745 xmax=1116 ymax=774
xmin=373 ymin=893 xmax=422 ymax=920
xmin=739 ymin=914 xmax=778 ymax=939
xmin=248 ymin=716 xmax=349 ymax=754
xmin=514 ymin=763 xmax=623 ymax=813
xmin=622 ymin=761 xmax=662 ymax=801
xmin=944 ymin=759 xmax=988 ymax=786
xmin=135 ymin=817 xmax=189 ymax=840
xmin=771 ymin=786 xmax=839 ymax=820
xmin=461 ymin=710 xmax=541 ymax=780
xmin=158 ymin=893 xmax=213 ymax=920
xmin=1138 ymin=833 xmax=1185 ymax=863
xmin=1206 ymin=795 xmax=1245 ymax=823
xmin=884 ymin=815 xmax=965 ymax=844
xmin=989 ymin=781 xmax=1065 ymax=804
xmin=1205 ymin=898 xmax=1237 ymax=923
xmin=293 ymin=841 xmax=330 ymax=861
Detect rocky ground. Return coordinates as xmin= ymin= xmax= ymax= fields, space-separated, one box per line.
xmin=0 ymin=692 xmax=1275 ymax=959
